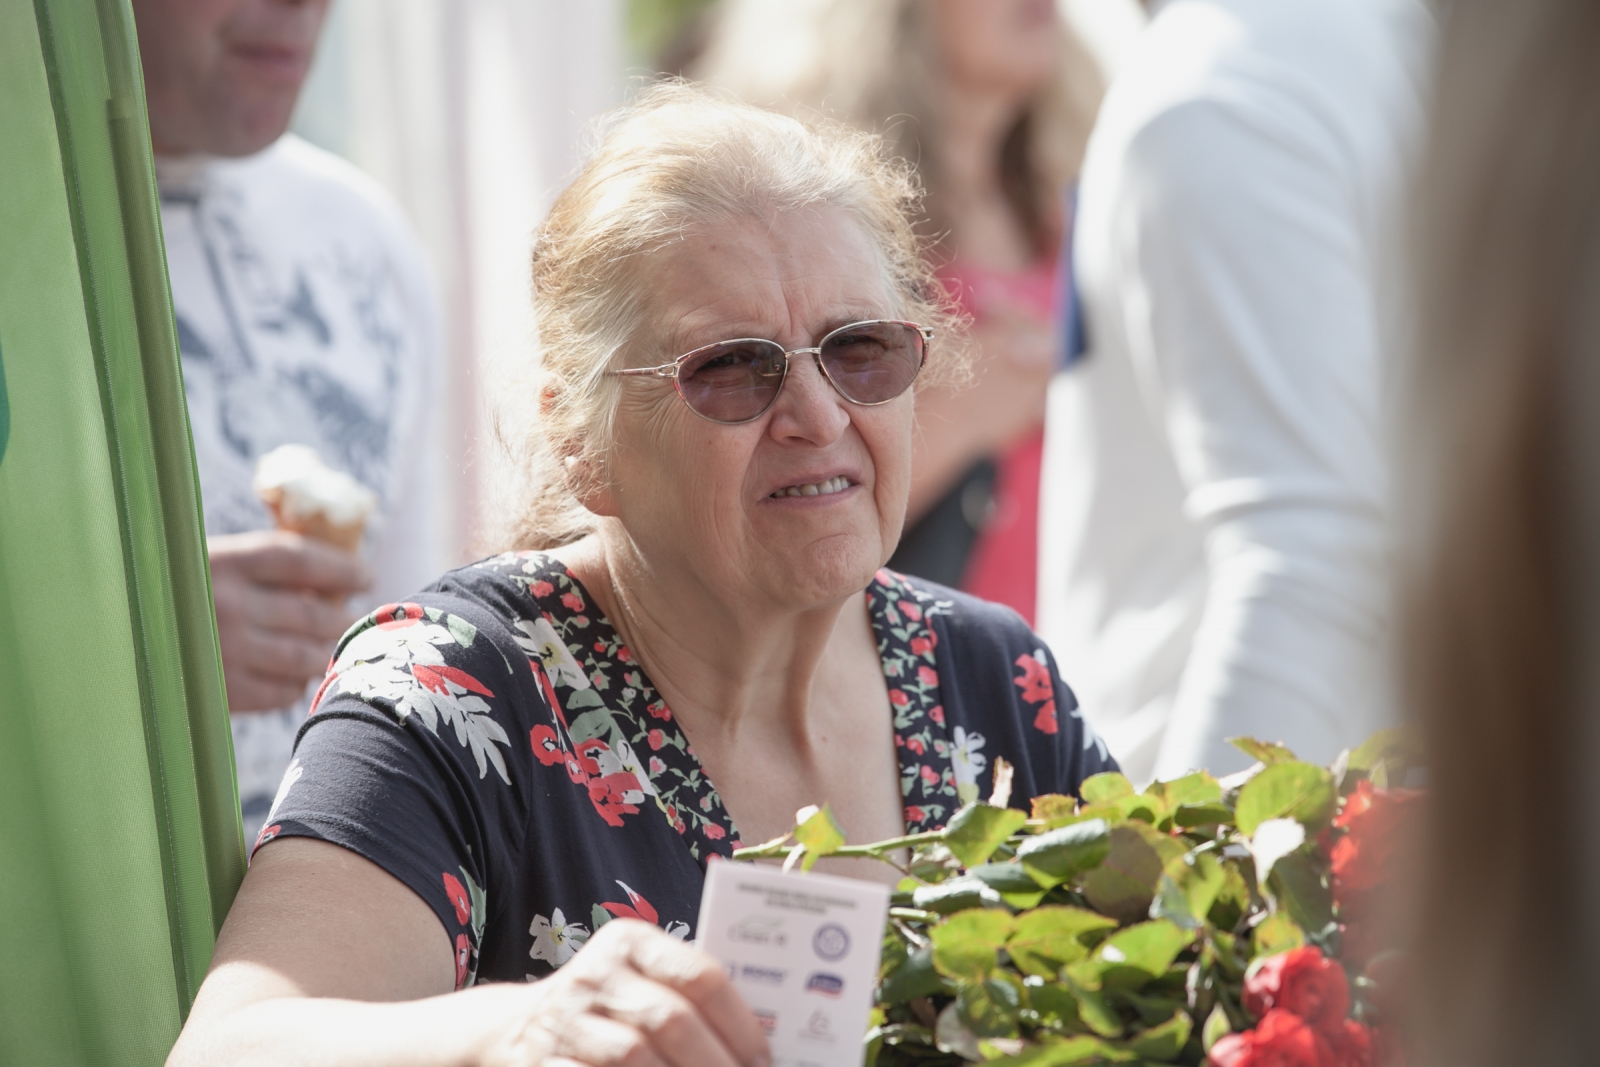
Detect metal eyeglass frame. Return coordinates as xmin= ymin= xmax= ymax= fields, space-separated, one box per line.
xmin=606 ymin=319 xmax=935 ymax=425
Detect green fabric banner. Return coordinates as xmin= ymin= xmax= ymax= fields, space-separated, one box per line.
xmin=0 ymin=0 xmax=244 ymax=1063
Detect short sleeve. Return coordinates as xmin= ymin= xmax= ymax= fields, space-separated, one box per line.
xmin=257 ymin=596 xmax=538 ymax=989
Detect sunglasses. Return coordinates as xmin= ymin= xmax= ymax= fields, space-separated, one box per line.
xmin=607 ymin=319 xmax=932 ymax=425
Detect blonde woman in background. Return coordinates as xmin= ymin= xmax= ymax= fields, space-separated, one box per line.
xmin=1403 ymin=0 xmax=1600 ymax=1063
xmin=692 ymin=0 xmax=1103 ymax=623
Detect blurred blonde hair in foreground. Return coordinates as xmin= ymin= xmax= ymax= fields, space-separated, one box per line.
xmin=1404 ymin=0 xmax=1600 ymax=1062
xmin=687 ymin=0 xmax=1103 ymax=255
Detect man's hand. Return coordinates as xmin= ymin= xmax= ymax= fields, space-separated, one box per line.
xmin=209 ymin=530 xmax=373 ymax=712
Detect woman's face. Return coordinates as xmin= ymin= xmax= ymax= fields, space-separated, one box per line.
xmin=597 ymin=207 xmax=914 ymax=613
xmin=931 ymin=0 xmax=1062 ymax=102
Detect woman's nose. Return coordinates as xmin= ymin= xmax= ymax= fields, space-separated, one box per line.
xmin=766 ymin=351 xmax=850 ymax=444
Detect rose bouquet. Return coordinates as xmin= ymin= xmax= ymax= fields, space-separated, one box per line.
xmin=734 ymin=732 xmax=1422 ymax=1067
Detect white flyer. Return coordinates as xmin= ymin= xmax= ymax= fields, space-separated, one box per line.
xmin=696 ymin=860 xmax=891 ymax=1067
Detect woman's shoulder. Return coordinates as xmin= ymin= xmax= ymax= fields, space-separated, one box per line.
xmin=872 ymin=567 xmax=1038 ymax=648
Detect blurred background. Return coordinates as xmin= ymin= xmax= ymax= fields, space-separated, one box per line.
xmin=285 ymin=0 xmax=1147 ymax=564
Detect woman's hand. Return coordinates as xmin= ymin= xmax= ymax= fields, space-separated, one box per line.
xmin=484 ymin=920 xmax=770 ymax=1067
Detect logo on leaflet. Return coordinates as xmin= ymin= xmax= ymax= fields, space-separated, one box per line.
xmin=739 ymin=963 xmax=787 ymax=986
xmin=804 ymin=972 xmax=844 ymax=997
xmin=812 ymin=922 xmax=850 ymax=961
xmin=753 ymin=1009 xmax=778 ymax=1036
xmin=799 ymin=1009 xmax=836 ymax=1043
xmin=729 ymin=915 xmax=787 ymax=947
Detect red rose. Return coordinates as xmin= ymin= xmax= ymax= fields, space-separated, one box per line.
xmin=442 ymin=872 xmax=472 ymax=926
xmin=1210 ymin=1010 xmax=1334 ymax=1067
xmin=1323 ymin=1020 xmax=1373 ymax=1067
xmin=1244 ymin=947 xmax=1351 ymax=1033
xmin=648 ymin=729 xmax=665 ymax=751
xmin=1328 ymin=782 xmax=1423 ymax=896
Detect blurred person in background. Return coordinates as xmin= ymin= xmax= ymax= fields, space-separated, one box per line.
xmin=1036 ymin=0 xmax=1434 ymax=783
xmin=1404 ymin=1 xmax=1600 ymax=1063
xmin=692 ymin=0 xmax=1102 ymax=623
xmin=132 ymin=0 xmax=444 ymax=840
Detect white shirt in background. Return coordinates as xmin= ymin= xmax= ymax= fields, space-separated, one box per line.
xmin=1037 ymin=0 xmax=1433 ymax=784
xmin=157 ymin=135 xmax=443 ymax=840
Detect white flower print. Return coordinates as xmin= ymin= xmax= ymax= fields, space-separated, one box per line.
xmin=264 ymin=758 xmax=303 ymax=826
xmin=664 ymin=921 xmax=691 ymax=940
xmin=329 ymin=612 xmax=512 ymax=783
xmin=513 ymin=616 xmax=591 ymax=690
xmin=591 ymin=737 xmax=657 ymax=801
xmin=951 ymin=725 xmax=988 ymax=804
xmin=529 ymin=908 xmax=591 ymax=966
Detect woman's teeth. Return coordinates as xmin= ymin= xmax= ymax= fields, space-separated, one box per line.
xmin=772 ymin=476 xmax=851 ymax=499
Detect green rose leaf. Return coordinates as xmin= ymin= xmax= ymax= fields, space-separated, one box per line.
xmin=984 ymin=1035 xmax=1134 ymax=1067
xmin=878 ymin=945 xmax=946 ymax=1005
xmin=1201 ymin=1003 xmax=1233 ymax=1053
xmin=1030 ymin=794 xmax=1080 ymax=827
xmin=1079 ymin=772 xmax=1136 ymax=805
xmin=1023 ymin=977 xmax=1081 ymax=1027
xmin=1269 ymin=850 xmax=1335 ymax=935
xmin=1228 ymin=737 xmax=1300 ymax=765
xmin=1252 ymin=913 xmax=1306 ymax=959
xmin=1148 ymin=770 xmax=1222 ymax=810
xmin=1150 ymin=850 xmax=1227 ymax=930
xmin=1126 ymin=1010 xmax=1193 ymax=1063
xmin=794 ymin=804 xmax=846 ymax=870
xmin=1016 ymin=818 xmax=1112 ymax=888
xmin=1172 ymin=801 xmax=1236 ymax=828
xmin=945 ymin=803 xmax=1029 ymax=868
xmin=1234 ymin=761 xmax=1337 ymax=836
xmin=1005 ymin=905 xmax=1117 ymax=977
xmin=956 ymin=970 xmax=1025 ymax=1037
xmin=1081 ymin=920 xmax=1190 ymax=992
xmin=969 ymin=862 xmax=1047 ymax=908
xmin=912 ymin=875 xmax=1006 ymax=915
xmin=1066 ymin=976 xmax=1124 ymax=1037
xmin=1348 ymin=727 xmax=1414 ymax=772
xmin=1081 ymin=823 xmax=1185 ymax=924
xmin=931 ymin=909 xmax=1015 ymax=980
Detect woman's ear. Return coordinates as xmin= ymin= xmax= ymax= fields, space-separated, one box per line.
xmin=564 ymin=452 xmax=619 ymax=518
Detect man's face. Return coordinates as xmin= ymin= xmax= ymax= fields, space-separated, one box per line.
xmin=132 ymin=0 xmax=330 ymax=157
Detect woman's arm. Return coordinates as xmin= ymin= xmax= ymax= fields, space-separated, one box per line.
xmin=169 ymin=838 xmax=769 ymax=1067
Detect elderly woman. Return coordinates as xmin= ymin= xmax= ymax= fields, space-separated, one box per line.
xmin=169 ymin=85 xmax=1115 ymax=1067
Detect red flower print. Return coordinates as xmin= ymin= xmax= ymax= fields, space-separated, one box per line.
xmin=617 ymin=647 xmax=632 ymax=663
xmin=1014 ymin=653 xmax=1053 ymax=704
xmin=1209 ymin=1009 xmax=1334 ymax=1067
xmin=888 ymin=689 xmax=910 ymax=707
xmin=910 ymin=635 xmax=935 ymax=657
xmin=905 ymin=805 xmax=926 ymax=823
xmin=412 ymin=663 xmax=495 ymax=698
xmin=529 ymin=580 xmax=554 ymax=597
xmin=442 ymin=872 xmax=471 ymax=925
xmin=589 ymin=669 xmax=605 ymax=688
xmin=454 ymin=932 xmax=471 ymax=989
xmin=529 ymin=726 xmax=564 ymax=769
xmin=647 ymin=700 xmax=672 ymax=721
xmin=917 ymin=665 xmax=939 ymax=687
xmin=929 ymin=706 xmax=945 ymax=725
xmin=703 ymin=823 xmax=726 ymax=840
xmin=561 ymin=592 xmax=585 ymax=611
xmin=528 ymin=660 xmax=565 ymax=726
xmin=1245 ymin=947 xmax=1350 ymax=1033
xmin=587 ymin=773 xmax=641 ymax=827
xmin=1033 ymin=700 xmax=1058 ymax=735
xmin=251 ymin=823 xmax=282 ymax=857
xmin=905 ymin=736 xmax=926 ymax=755
xmin=902 ymin=602 xmax=923 ymax=622
xmin=573 ymin=738 xmax=606 ymax=777
xmin=920 ymin=766 xmax=939 ymax=785
xmin=374 ymin=602 xmax=425 ymax=630
xmin=594 ymin=641 xmax=607 ymax=652
xmin=600 ymin=881 xmax=660 ymax=924
xmin=649 ymin=756 xmax=666 ymax=775
xmin=648 ymin=729 xmax=665 ymax=751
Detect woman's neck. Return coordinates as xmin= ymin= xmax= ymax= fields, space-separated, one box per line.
xmin=552 ymin=533 xmax=871 ymax=753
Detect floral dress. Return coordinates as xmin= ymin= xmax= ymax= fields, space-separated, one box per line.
xmin=261 ymin=552 xmax=1116 ymax=987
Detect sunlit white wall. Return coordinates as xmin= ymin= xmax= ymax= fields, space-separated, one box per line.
xmin=291 ymin=0 xmax=625 ymax=562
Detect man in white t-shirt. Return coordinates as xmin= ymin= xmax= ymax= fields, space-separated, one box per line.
xmin=1037 ymin=0 xmax=1433 ymax=783
xmin=132 ymin=0 xmax=443 ymax=839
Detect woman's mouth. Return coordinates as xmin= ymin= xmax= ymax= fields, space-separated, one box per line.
xmin=770 ymin=476 xmax=853 ymax=499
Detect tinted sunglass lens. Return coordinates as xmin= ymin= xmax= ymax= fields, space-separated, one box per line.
xmin=677 ymin=341 xmax=787 ymax=423
xmin=818 ymin=322 xmax=925 ymax=404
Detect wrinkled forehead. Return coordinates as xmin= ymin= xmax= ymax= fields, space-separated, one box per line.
xmin=633 ymin=205 xmax=905 ymax=357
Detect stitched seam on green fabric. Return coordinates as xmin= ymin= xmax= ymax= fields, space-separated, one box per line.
xmin=0 ymin=336 xmax=10 ymax=468
xmin=31 ymin=0 xmax=194 ymax=1020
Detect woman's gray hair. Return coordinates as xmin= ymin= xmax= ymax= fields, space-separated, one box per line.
xmin=492 ymin=81 xmax=958 ymax=552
